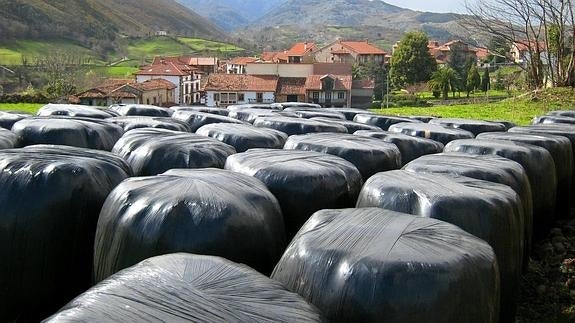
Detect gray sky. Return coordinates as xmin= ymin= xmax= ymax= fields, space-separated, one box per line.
xmin=385 ymin=0 xmax=468 ymax=13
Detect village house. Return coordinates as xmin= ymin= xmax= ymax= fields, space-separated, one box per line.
xmin=510 ymin=40 xmax=548 ymax=65
xmin=285 ymin=42 xmax=317 ymax=64
xmin=226 ymin=57 xmax=258 ymax=74
xmin=314 ymin=40 xmax=388 ymax=65
xmin=202 ymin=74 xmax=278 ymax=106
xmin=260 ymin=51 xmax=288 ymax=63
xmin=427 ymin=40 xmax=478 ymax=66
xmin=76 ymin=78 xmax=176 ymax=106
xmin=136 ymin=58 xmax=202 ymax=104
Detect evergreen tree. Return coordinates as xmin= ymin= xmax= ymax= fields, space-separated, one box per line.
xmin=390 ymin=31 xmax=437 ymax=88
xmin=481 ymin=68 xmax=491 ymax=92
xmin=428 ymin=67 xmax=459 ymax=100
xmin=466 ymin=64 xmax=481 ymax=96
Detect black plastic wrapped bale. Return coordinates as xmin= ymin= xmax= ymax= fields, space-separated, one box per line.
xmin=354 ymin=114 xmax=422 ymax=130
xmin=172 ymin=110 xmax=247 ymax=132
xmin=284 ymin=133 xmax=401 ymax=180
xmin=112 ymin=128 xmax=236 ymax=176
xmin=107 ymin=116 xmax=191 ymax=132
xmin=0 ymin=111 xmax=30 ymax=129
xmin=428 ymin=118 xmax=506 ymax=136
xmin=253 ymin=116 xmax=348 ymax=136
xmin=0 ymin=145 xmax=131 ymax=321
xmin=325 ymin=107 xmax=375 ymax=120
xmin=272 ymin=208 xmax=499 ymax=323
xmin=408 ymin=115 xmax=435 ymax=122
xmin=356 ymin=170 xmax=523 ymax=323
xmin=228 ymin=108 xmax=294 ymax=124
xmin=547 ymin=110 xmax=575 ymax=118
xmin=227 ymin=103 xmax=277 ymax=111
xmin=37 ymin=104 xmax=117 ymax=119
xmin=271 ymin=102 xmax=321 ymax=110
xmin=354 ymin=130 xmax=444 ymax=165
xmin=225 ymin=149 xmax=362 ymax=237
xmin=388 ymin=122 xmax=475 ymax=145
xmin=509 ymin=124 xmax=575 ymax=155
xmin=403 ymin=152 xmax=534 ymax=267
xmin=0 ymin=128 xmax=20 ymax=149
xmin=94 ymin=169 xmax=285 ymax=280
xmin=292 ymin=109 xmax=346 ymax=120
xmin=48 ymin=254 xmax=322 ymax=322
xmin=444 ymin=139 xmax=557 ymax=237
xmin=12 ymin=116 xmax=124 ymax=151
xmin=170 ymin=106 xmax=230 ymax=116
xmin=533 ymin=115 xmax=575 ymax=126
xmin=310 ymin=117 xmax=382 ymax=133
xmin=196 ymin=123 xmax=288 ymax=152
xmin=491 ymin=120 xmax=517 ymax=130
xmin=477 ymin=132 xmax=574 ymax=213
xmin=108 ymin=104 xmax=173 ymax=117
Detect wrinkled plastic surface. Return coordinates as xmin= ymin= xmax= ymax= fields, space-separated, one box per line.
xmin=271 ymin=102 xmax=321 ymax=110
xmin=509 ymin=124 xmax=575 ymax=155
xmin=172 ymin=110 xmax=247 ymax=132
xmin=284 ymin=133 xmax=401 ymax=180
xmin=356 ymin=170 xmax=523 ymax=323
xmin=429 ymin=118 xmax=506 ymax=135
xmin=388 ymin=122 xmax=475 ymax=144
xmin=533 ymin=115 xmax=575 ymax=126
xmin=108 ymin=104 xmax=173 ymax=117
xmin=445 ymin=139 xmax=557 ymax=236
xmin=37 ymin=104 xmax=117 ymax=119
xmin=310 ymin=117 xmax=382 ymax=133
xmin=196 ymin=123 xmax=288 ymax=152
xmin=0 ymin=128 xmax=19 ymax=149
xmin=113 ymin=128 xmax=236 ymax=176
xmin=228 ymin=108 xmax=296 ymax=124
xmin=354 ymin=130 xmax=444 ymax=164
xmin=94 ymin=169 xmax=285 ymax=280
xmin=227 ymin=103 xmax=277 ymax=111
xmin=170 ymin=106 xmax=230 ymax=116
xmin=291 ymin=109 xmax=346 ymax=120
xmin=272 ymin=208 xmax=499 ymax=323
xmin=108 ymin=116 xmax=191 ymax=132
xmin=225 ymin=149 xmax=362 ymax=237
xmin=547 ymin=110 xmax=575 ymax=118
xmin=0 ymin=111 xmax=30 ymax=129
xmin=253 ymin=116 xmax=348 ymax=136
xmin=0 ymin=145 xmax=131 ymax=321
xmin=408 ymin=115 xmax=435 ymax=122
xmin=48 ymin=254 xmax=322 ymax=322
xmin=354 ymin=114 xmax=422 ymax=130
xmin=325 ymin=108 xmax=375 ymax=120
xmin=12 ymin=116 xmax=124 ymax=151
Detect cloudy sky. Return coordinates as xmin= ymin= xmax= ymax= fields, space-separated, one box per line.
xmin=385 ymin=0 xmax=468 ymax=13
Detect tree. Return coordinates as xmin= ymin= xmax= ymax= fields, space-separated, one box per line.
xmin=428 ymin=67 xmax=459 ymax=100
xmin=353 ymin=61 xmax=387 ymax=101
xmin=481 ymin=68 xmax=491 ymax=92
xmin=391 ymin=31 xmax=437 ymax=88
xmin=467 ymin=64 xmax=481 ymax=96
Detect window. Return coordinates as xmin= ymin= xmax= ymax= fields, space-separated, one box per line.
xmin=312 ymin=92 xmax=319 ymax=99
xmin=256 ymin=92 xmax=263 ymax=103
xmin=214 ymin=93 xmax=220 ymax=101
xmin=338 ymin=92 xmax=345 ymax=100
xmin=325 ymin=92 xmax=332 ymax=100
xmin=146 ymin=98 xmax=150 ymax=105
xmin=238 ymin=93 xmax=245 ymax=101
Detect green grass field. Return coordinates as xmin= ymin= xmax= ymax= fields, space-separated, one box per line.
xmin=177 ymin=37 xmax=244 ymax=53
xmin=0 ymin=103 xmax=43 ymax=114
xmin=0 ymin=39 xmax=100 ymax=65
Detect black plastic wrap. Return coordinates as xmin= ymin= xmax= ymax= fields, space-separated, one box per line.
xmin=227 ymin=103 xmax=277 ymax=111
xmin=112 ymin=128 xmax=236 ymax=176
xmin=403 ymin=152 xmax=534 ymax=266
xmin=284 ymin=133 xmax=401 ymax=180
xmin=444 ymin=139 xmax=557 ymax=237
xmin=225 ymin=149 xmax=362 ymax=237
xmin=388 ymin=122 xmax=475 ymax=144
xmin=325 ymin=108 xmax=375 ymax=120
xmin=12 ymin=116 xmax=124 ymax=151
xmin=37 ymin=104 xmax=117 ymax=119
xmin=0 ymin=145 xmax=131 ymax=321
xmin=310 ymin=117 xmax=382 ymax=133
xmin=170 ymin=106 xmax=230 ymax=116
xmin=0 ymin=111 xmax=30 ymax=129
xmin=0 ymin=128 xmax=20 ymax=149
xmin=354 ymin=114 xmax=423 ymax=130
xmin=172 ymin=110 xmax=247 ymax=132
xmin=271 ymin=102 xmax=321 ymax=110
xmin=229 ymin=108 xmax=298 ymax=124
xmin=107 ymin=116 xmax=191 ymax=132
xmin=547 ymin=110 xmax=575 ymax=118
xmin=354 ymin=130 xmax=444 ymax=164
xmin=291 ymin=109 xmax=347 ymax=120
xmin=428 ymin=118 xmax=506 ymax=135
xmin=356 ymin=170 xmax=523 ymax=322
xmin=533 ymin=115 xmax=575 ymax=126
xmin=509 ymin=124 xmax=575 ymax=155
xmin=47 ymin=253 xmax=322 ymax=322
xmin=272 ymin=208 xmax=499 ymax=323
xmin=477 ymin=132 xmax=574 ymax=212
xmin=253 ymin=116 xmax=348 ymax=136
xmin=408 ymin=115 xmax=436 ymax=122
xmin=491 ymin=120 xmax=517 ymax=130
xmin=108 ymin=104 xmax=173 ymax=117
xmin=196 ymin=123 xmax=288 ymax=152
xmin=93 ymin=169 xmax=285 ymax=280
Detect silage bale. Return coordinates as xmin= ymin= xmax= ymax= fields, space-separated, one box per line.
xmin=354 ymin=130 xmax=444 ymax=164
xmin=108 ymin=104 xmax=172 ymax=117
xmin=354 ymin=114 xmax=422 ymax=130
xmin=291 ymin=109 xmax=346 ymax=120
xmin=108 ymin=116 xmax=191 ymax=132
xmin=533 ymin=115 xmax=575 ymax=126
xmin=284 ymin=132 xmax=401 ymax=180
xmin=196 ymin=123 xmax=288 ymax=152
xmin=0 ymin=128 xmax=20 ymax=149
xmin=356 ymin=170 xmax=524 ymax=323
xmin=170 ymin=106 xmax=230 ymax=116
xmin=47 ymin=254 xmax=322 ymax=322
xmin=272 ymin=208 xmax=499 ymax=323
xmin=112 ymin=128 xmax=236 ymax=176
xmin=0 ymin=111 xmax=30 ymax=129
xmin=547 ymin=110 xmax=575 ymax=118
xmin=228 ymin=108 xmax=297 ymax=124
xmin=408 ymin=115 xmax=435 ymax=122
xmin=225 ymin=149 xmax=362 ymax=237
xmin=388 ymin=122 xmax=475 ymax=144
xmin=428 ymin=118 xmax=506 ymax=136
xmin=325 ymin=107 xmax=375 ymax=120
xmin=93 ymin=169 xmax=285 ymax=280
xmin=12 ymin=116 xmax=124 ymax=151
xmin=253 ymin=116 xmax=348 ymax=136
xmin=37 ymin=103 xmax=117 ymax=119
xmin=171 ymin=110 xmax=247 ymax=132
xmin=271 ymin=102 xmax=321 ymax=110
xmin=0 ymin=145 xmax=131 ymax=321
xmin=310 ymin=117 xmax=382 ymax=133
xmin=227 ymin=103 xmax=277 ymax=111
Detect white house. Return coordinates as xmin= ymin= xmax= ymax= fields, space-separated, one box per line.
xmin=136 ymin=59 xmax=202 ymax=105
xmin=202 ymin=74 xmax=278 ymax=107
xmin=226 ymin=57 xmax=258 ymax=74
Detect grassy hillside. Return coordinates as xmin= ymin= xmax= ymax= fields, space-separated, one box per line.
xmin=0 ymin=39 xmax=102 ymax=65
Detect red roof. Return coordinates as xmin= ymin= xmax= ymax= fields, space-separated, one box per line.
xmin=136 ymin=61 xmax=189 ymax=76
xmin=305 ymin=74 xmax=352 ymax=91
xmin=229 ymin=57 xmax=258 ymax=65
xmin=339 ymin=41 xmax=386 ymax=55
xmin=203 ymin=74 xmax=279 ymax=92
xmin=352 ymin=79 xmax=375 ymax=89
xmin=277 ymin=78 xmax=307 ymax=95
xmin=135 ymin=79 xmax=177 ymax=91
xmin=286 ymin=42 xmax=316 ymax=56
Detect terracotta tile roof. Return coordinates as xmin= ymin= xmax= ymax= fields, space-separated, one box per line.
xmin=136 ymin=61 xmax=189 ymax=76
xmin=286 ymin=42 xmax=316 ymax=56
xmin=134 ymin=79 xmax=177 ymax=91
xmin=474 ymin=47 xmax=490 ymax=60
xmin=514 ymin=40 xmax=547 ymax=52
xmin=352 ymin=79 xmax=375 ymax=89
xmin=339 ymin=41 xmax=386 ymax=55
xmin=331 ymin=48 xmax=351 ymax=55
xmin=76 ymin=78 xmax=175 ymax=98
xmin=305 ymin=74 xmax=352 ymax=91
xmin=203 ymin=74 xmax=279 ymax=92
xmin=277 ymin=78 xmax=307 ymax=95
xmin=229 ymin=57 xmax=258 ymax=65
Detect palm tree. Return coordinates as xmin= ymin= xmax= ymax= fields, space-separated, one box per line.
xmin=428 ymin=67 xmax=460 ymax=100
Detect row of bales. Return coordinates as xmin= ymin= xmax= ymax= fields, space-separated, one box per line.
xmin=0 ymin=102 xmax=574 ymax=322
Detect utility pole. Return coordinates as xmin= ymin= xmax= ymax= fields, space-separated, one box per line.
xmin=386 ymin=70 xmax=390 ymax=109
